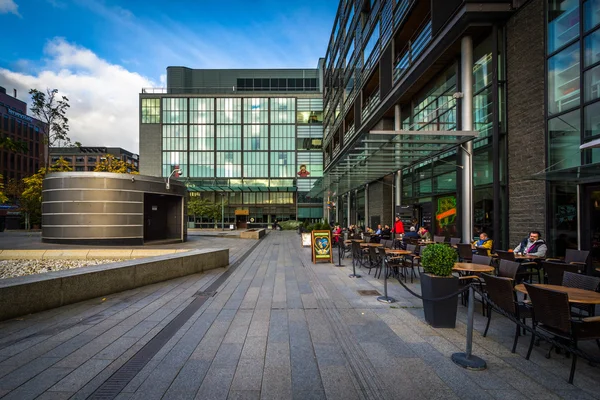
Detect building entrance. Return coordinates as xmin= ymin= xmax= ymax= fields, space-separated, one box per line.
xmin=584 ymin=185 xmax=600 ymax=274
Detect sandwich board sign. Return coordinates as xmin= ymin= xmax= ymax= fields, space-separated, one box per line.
xmin=311 ymin=230 xmax=333 ymax=264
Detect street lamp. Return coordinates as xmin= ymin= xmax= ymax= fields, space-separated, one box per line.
xmin=166 ymin=168 xmax=182 ymax=190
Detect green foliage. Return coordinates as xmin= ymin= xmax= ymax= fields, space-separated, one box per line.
xmin=0 ymin=174 xmax=7 ymax=204
xmin=29 ymin=88 xmax=71 ymax=169
xmin=187 ymin=197 xmax=227 ymax=226
xmin=278 ymin=220 xmax=302 ymax=230
xmin=421 ymin=243 xmax=457 ymax=277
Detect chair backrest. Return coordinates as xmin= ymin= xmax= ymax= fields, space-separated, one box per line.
xmin=498 ymin=259 xmax=520 ymax=280
xmin=449 ymin=237 xmax=461 ymax=246
xmin=476 ymin=248 xmax=489 ymax=256
xmin=525 ymin=283 xmax=572 ymax=335
xmin=564 ymin=249 xmax=590 ymax=265
xmin=562 ymin=272 xmax=600 ymax=291
xmin=433 ymin=235 xmax=446 ymax=243
xmin=363 ymin=234 xmax=371 ymax=243
xmin=351 ymin=241 xmax=362 ymax=257
xmin=481 ymin=274 xmax=516 ymax=314
xmin=472 ymin=254 xmax=492 ymax=266
xmin=369 ymin=246 xmax=380 ymax=263
xmin=457 ymin=243 xmax=473 ymax=260
xmin=543 ymin=261 xmax=581 ymax=285
xmin=406 ymin=244 xmax=416 ymax=254
xmin=496 ymin=250 xmax=515 ymax=261
xmin=382 ymin=239 xmax=391 ymax=249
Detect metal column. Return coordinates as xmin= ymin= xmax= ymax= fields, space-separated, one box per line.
xmin=364 ymin=184 xmax=369 ymax=228
xmin=335 ymin=196 xmax=340 ymax=225
xmin=461 ymin=36 xmax=474 ymax=243
xmin=347 ymin=192 xmax=352 ymax=227
xmin=394 ymin=105 xmax=402 ymax=214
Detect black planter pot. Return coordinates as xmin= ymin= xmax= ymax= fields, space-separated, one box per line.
xmin=420 ymin=272 xmax=459 ymax=328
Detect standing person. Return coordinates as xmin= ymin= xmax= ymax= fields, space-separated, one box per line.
xmin=391 ymin=215 xmax=405 ymax=236
xmin=513 ymin=231 xmax=547 ymax=257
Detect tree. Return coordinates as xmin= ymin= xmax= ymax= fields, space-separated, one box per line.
xmin=93 ymin=154 xmax=139 ymax=174
xmin=29 ymin=88 xmax=72 ymax=169
xmin=21 ymin=157 xmax=73 ymax=228
xmin=0 ymin=136 xmax=28 ymax=153
xmin=0 ymin=175 xmax=7 ymax=204
xmin=187 ymin=196 xmax=226 ymax=228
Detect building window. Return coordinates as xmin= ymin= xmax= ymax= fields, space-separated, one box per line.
xmin=270 ymin=151 xmax=295 ymax=178
xmin=270 ymin=98 xmax=295 ymax=123
xmin=162 ymin=98 xmax=187 ymax=124
xmin=87 ymin=156 xmax=97 ymax=163
xmin=141 ymin=98 xmax=160 ymax=123
xmin=244 ymin=152 xmax=269 ymax=177
xmin=189 ymin=151 xmax=214 ymax=177
xmin=216 ymin=125 xmax=241 ymax=151
xmin=548 ymin=109 xmax=581 ymax=170
xmin=216 ymin=151 xmax=241 ymax=177
xmin=189 ymin=125 xmax=214 ymax=151
xmin=190 ymin=98 xmax=214 ymax=124
xmin=584 ymin=100 xmax=600 ymax=138
xmin=296 ymin=111 xmax=323 ymax=124
xmin=162 ymin=125 xmax=188 ymax=151
xmin=216 ymin=98 xmax=241 ymax=123
xmin=243 ymin=124 xmax=268 ymax=151
xmin=548 ymin=42 xmax=580 ymax=115
xmin=162 ymin=152 xmax=187 ymax=177
xmin=243 ymin=98 xmax=269 ymax=123
xmin=584 ymin=0 xmax=600 ymax=31
xmin=270 ymin=125 xmax=295 ymax=150
xmin=548 ymin=0 xmax=579 ymax=53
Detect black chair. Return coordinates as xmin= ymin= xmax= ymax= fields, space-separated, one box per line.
xmin=399 ymin=244 xmax=419 ymax=283
xmin=496 ymin=250 xmax=516 ymax=261
xmin=476 ymin=248 xmax=490 ymax=257
xmin=457 ymin=243 xmax=473 ymax=262
xmin=450 ymin=237 xmax=461 ymax=246
xmin=472 ymin=254 xmax=492 ymax=266
xmin=525 ymin=283 xmax=600 ymax=384
xmin=562 ymin=272 xmax=600 ymax=317
xmin=367 ymin=246 xmax=382 ymax=276
xmin=498 ymin=259 xmax=520 ymax=281
xmin=565 ymin=249 xmax=590 ymax=265
xmin=481 ymin=274 xmax=531 ymax=353
xmin=433 ymin=235 xmax=446 ymax=244
xmin=543 ymin=261 xmax=582 ymax=285
xmin=351 ymin=241 xmax=368 ymax=268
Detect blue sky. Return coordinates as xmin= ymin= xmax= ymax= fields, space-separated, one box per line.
xmin=0 ymin=0 xmax=339 ymax=152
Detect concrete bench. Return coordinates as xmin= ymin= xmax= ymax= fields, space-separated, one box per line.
xmin=240 ymin=229 xmax=266 ymax=239
xmin=0 ymin=248 xmax=228 ymax=321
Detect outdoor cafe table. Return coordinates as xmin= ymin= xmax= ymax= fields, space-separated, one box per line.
xmin=452 ymin=263 xmax=495 ymax=274
xmin=360 ymin=242 xmax=383 ymax=247
xmin=514 ymin=284 xmax=600 ymax=304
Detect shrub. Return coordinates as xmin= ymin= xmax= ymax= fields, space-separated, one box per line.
xmin=279 ymin=220 xmax=302 ymax=230
xmin=421 ymin=243 xmax=457 ymax=277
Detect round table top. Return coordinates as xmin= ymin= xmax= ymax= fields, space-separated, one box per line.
xmin=360 ymin=242 xmax=383 ymax=247
xmin=384 ymin=249 xmax=412 ymax=255
xmin=453 ymin=263 xmax=495 ymax=273
xmin=514 ymin=284 xmax=600 ymax=304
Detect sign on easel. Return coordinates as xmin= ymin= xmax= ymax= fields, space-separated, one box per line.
xmin=312 ymin=230 xmax=333 ymax=264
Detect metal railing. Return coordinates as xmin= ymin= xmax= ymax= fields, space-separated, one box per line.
xmin=393 ymin=17 xmax=433 ymax=84
xmin=141 ymin=86 xmax=320 ymax=94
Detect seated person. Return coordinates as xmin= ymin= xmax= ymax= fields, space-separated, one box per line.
xmin=375 ymin=224 xmax=383 ymax=235
xmin=332 ymin=224 xmax=342 ymax=243
xmin=380 ymin=225 xmax=392 ymax=240
xmin=418 ymin=226 xmax=432 ymax=241
xmin=513 ymin=231 xmax=547 ymax=257
xmin=404 ymin=226 xmax=419 ymax=239
xmin=472 ymin=232 xmax=493 ymax=256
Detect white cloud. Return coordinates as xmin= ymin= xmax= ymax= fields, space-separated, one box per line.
xmin=0 ymin=38 xmax=154 ymax=154
xmin=0 ymin=0 xmax=20 ymax=16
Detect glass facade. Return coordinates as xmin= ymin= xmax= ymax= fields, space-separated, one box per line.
xmin=151 ymin=91 xmax=323 ymax=225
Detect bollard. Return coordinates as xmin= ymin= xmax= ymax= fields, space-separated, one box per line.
xmin=451 ymin=285 xmax=487 ymax=370
xmin=377 ymin=256 xmax=395 ymax=303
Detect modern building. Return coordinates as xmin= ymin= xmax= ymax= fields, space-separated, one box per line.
xmin=0 ymin=86 xmax=46 ymax=183
xmin=50 ymin=146 xmax=139 ymax=172
xmin=139 ymin=67 xmax=324 ymax=229
xmin=0 ymin=86 xmax=47 ymax=230
xmin=322 ymin=0 xmax=600 ymax=271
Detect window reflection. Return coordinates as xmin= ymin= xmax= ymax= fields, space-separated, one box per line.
xmin=584 ymin=0 xmax=600 ymax=31
xmin=548 ymin=43 xmax=580 ymax=115
xmin=548 ymin=0 xmax=579 ymax=53
xmin=548 ymin=110 xmax=581 ymax=170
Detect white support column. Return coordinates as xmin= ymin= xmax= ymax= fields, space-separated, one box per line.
xmin=347 ymin=192 xmax=352 ymax=227
xmin=394 ymin=105 xmax=402 ymax=214
xmin=364 ymin=184 xmax=369 ymax=228
xmin=335 ymin=196 xmax=340 ymax=224
xmin=461 ymin=36 xmax=474 ymax=243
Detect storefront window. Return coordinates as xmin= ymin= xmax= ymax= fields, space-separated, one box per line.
xmin=548 ymin=0 xmax=579 ymax=53
xmin=548 ymin=43 xmax=580 ymax=115
xmin=584 ymin=101 xmax=600 ymax=138
xmin=548 ymin=183 xmax=578 ymax=257
xmin=584 ymin=65 xmax=600 ymax=101
xmin=584 ymin=29 xmax=600 ymax=66
xmin=584 ymin=0 xmax=600 ymax=31
xmin=548 ymin=110 xmax=581 ymax=170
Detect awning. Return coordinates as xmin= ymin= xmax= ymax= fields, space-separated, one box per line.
xmin=185 ymin=182 xmax=296 ymax=192
xmin=527 ymin=164 xmax=600 ymax=184
xmin=322 ymin=129 xmax=478 ymax=196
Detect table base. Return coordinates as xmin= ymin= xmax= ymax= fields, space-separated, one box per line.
xmin=451 ymin=353 xmax=487 ymax=371
xmin=377 ymin=296 xmax=396 ymax=304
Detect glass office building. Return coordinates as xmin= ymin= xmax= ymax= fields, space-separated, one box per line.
xmin=139 ymin=67 xmax=324 ymax=228
xmin=322 ymin=0 xmax=600 ymax=271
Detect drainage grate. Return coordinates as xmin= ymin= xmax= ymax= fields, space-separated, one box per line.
xmin=88 ymin=236 xmax=264 ymax=400
xmin=357 ymin=290 xmax=381 ymax=296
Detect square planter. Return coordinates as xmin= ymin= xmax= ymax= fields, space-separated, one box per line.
xmin=420 ymin=272 xmax=459 ymax=328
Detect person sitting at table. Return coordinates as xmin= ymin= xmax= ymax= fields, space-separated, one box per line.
xmin=381 ymin=225 xmax=392 ymax=240
xmin=375 ymin=224 xmax=383 ymax=235
xmin=513 ymin=231 xmax=547 ymax=257
xmin=418 ymin=226 xmax=432 ymax=241
xmin=472 ymin=232 xmax=493 ymax=256
xmin=404 ymin=226 xmax=419 ymax=239
xmin=411 ymin=217 xmax=420 ymax=231
xmin=332 ymin=224 xmax=342 ymax=244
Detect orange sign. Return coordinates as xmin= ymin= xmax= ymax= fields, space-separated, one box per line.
xmin=234 ymin=209 xmax=249 ymax=215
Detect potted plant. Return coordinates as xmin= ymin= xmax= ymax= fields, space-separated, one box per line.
xmin=420 ymin=243 xmax=459 ymax=328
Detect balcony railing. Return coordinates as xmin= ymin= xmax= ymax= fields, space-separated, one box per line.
xmin=361 ymin=87 xmax=381 ymax=122
xmin=393 ymin=18 xmax=433 ymax=84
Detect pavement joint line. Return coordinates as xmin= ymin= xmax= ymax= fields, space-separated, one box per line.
xmin=86 ymin=233 xmax=265 ymax=400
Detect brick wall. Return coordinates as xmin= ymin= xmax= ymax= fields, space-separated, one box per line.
xmin=367 ymin=175 xmax=394 ymax=228
xmin=506 ymin=0 xmax=547 ymax=247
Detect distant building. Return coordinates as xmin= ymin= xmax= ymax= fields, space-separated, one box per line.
xmin=139 ymin=66 xmax=324 ymax=228
xmin=0 ymin=86 xmax=46 ymax=183
xmin=50 ymin=147 xmax=139 ymax=173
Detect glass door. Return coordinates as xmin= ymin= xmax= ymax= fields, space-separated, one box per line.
xmin=589 ymin=186 xmax=600 ymax=273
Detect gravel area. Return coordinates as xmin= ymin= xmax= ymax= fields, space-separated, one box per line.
xmin=0 ymin=259 xmax=123 ymax=280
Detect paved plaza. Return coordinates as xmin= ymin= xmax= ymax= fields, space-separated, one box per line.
xmin=0 ymin=231 xmax=599 ymax=399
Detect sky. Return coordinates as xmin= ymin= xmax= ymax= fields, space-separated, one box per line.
xmin=0 ymin=0 xmax=339 ymax=153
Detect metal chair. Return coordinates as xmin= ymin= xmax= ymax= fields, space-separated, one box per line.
xmin=525 ymin=283 xmax=600 ymax=384
xmin=481 ymin=274 xmax=531 ymax=353
xmin=433 ymin=235 xmax=446 ymax=243
xmin=450 ymin=237 xmax=461 ymax=246
xmin=565 ymin=249 xmax=590 ymax=265
xmin=457 ymin=243 xmax=473 ymax=262
xmin=496 ymin=250 xmax=516 ymax=261
xmin=562 ymin=272 xmax=600 ymax=317
xmin=476 ymin=248 xmax=490 ymax=257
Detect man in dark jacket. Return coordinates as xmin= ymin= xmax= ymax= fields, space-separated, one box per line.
xmin=514 ymin=231 xmax=547 ymax=257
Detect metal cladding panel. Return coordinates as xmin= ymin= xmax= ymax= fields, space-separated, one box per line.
xmin=41 ymin=172 xmax=186 ymax=242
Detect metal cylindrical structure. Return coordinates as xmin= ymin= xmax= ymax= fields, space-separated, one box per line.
xmin=42 ymin=172 xmax=187 ymax=245
xmin=461 ymin=36 xmax=474 ymax=244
